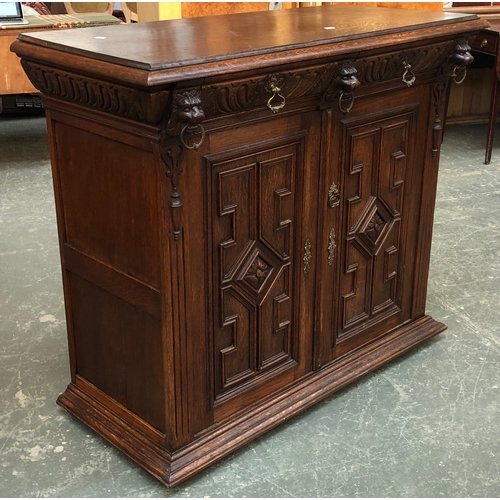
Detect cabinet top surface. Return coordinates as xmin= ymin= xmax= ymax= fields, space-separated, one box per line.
xmin=15 ymin=5 xmax=479 ymax=72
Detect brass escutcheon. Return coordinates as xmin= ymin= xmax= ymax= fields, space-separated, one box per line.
xmin=303 ymin=239 xmax=312 ymax=277
xmin=328 ymin=181 xmax=340 ymax=208
xmin=327 ymin=228 xmax=336 ymax=265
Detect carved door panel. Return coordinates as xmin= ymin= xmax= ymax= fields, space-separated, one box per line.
xmin=204 ymin=113 xmax=319 ymax=420
xmin=319 ymin=88 xmax=430 ymax=364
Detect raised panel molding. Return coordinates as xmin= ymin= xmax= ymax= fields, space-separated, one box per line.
xmin=208 ymin=139 xmax=302 ymax=403
xmin=338 ymin=110 xmax=414 ymax=340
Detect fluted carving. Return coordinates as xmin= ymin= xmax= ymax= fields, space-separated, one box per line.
xmin=355 ymin=42 xmax=454 ymax=85
xmin=201 ymin=65 xmax=338 ymax=118
xmin=20 ymin=60 xmax=170 ymax=125
xmin=201 ymin=42 xmax=453 ymax=117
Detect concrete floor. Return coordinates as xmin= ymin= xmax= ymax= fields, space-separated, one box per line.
xmin=1 ymin=114 xmax=499 ymax=497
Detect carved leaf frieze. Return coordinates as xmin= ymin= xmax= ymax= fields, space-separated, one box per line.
xmin=204 ymin=79 xmax=265 ymax=115
xmin=355 ymin=42 xmax=453 ymax=85
xmin=199 ymin=41 xmax=457 ymax=117
xmin=20 ymin=60 xmax=169 ymax=125
xmin=201 ymin=65 xmax=338 ymax=118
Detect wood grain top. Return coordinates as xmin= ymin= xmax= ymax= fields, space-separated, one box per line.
xmin=15 ymin=5 xmax=478 ymax=71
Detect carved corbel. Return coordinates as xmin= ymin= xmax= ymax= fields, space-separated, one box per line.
xmin=159 ymin=143 xmax=183 ymax=241
xmin=321 ymin=62 xmax=360 ymax=113
xmin=429 ymin=40 xmax=474 ymax=158
xmin=160 ymin=88 xmax=206 ymax=240
xmin=431 ymin=81 xmax=448 ymax=157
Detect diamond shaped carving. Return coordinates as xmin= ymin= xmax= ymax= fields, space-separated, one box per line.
xmin=365 ymin=212 xmax=386 ymax=243
xmin=244 ymin=255 xmax=272 ymax=290
xmin=357 ymin=205 xmax=394 ymax=255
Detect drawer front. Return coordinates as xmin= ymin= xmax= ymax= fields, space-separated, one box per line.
xmin=197 ymin=40 xmax=460 ymax=122
xmin=472 ymin=32 xmax=498 ymax=55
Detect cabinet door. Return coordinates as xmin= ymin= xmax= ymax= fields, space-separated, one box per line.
xmin=319 ymin=86 xmax=431 ymax=364
xmin=204 ymin=112 xmax=320 ymax=421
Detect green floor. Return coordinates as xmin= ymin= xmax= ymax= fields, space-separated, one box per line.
xmin=1 ymin=115 xmax=499 ymax=497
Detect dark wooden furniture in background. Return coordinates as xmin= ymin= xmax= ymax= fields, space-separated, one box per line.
xmin=12 ymin=6 xmax=486 ymax=487
xmin=472 ymin=21 xmax=500 ymax=164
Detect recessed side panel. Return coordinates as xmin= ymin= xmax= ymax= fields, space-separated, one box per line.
xmin=68 ymin=273 xmax=166 ymax=434
xmin=53 ymin=121 xmax=160 ymax=288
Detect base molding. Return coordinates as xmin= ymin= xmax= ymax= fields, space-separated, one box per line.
xmin=57 ymin=315 xmax=445 ymax=487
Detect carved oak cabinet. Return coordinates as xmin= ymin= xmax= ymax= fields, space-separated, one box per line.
xmin=12 ymin=5 xmax=487 ymax=487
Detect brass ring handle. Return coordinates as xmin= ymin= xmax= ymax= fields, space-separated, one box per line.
xmin=402 ymin=62 xmax=416 ymax=87
xmin=266 ymin=83 xmax=286 ymax=113
xmin=452 ymin=64 xmax=467 ymax=85
xmin=179 ymin=123 xmax=205 ymax=151
xmin=481 ymin=38 xmax=488 ymax=47
xmin=338 ymin=91 xmax=354 ymax=114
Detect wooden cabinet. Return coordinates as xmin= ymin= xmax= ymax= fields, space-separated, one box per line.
xmin=318 ymin=86 xmax=431 ymax=364
xmin=12 ymin=5 xmax=487 ymax=487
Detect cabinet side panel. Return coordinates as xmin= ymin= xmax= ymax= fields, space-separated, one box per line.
xmin=69 ymin=273 xmax=166 ymax=434
xmin=53 ymin=121 xmax=160 ymax=288
xmin=48 ymin=117 xmax=166 ymax=434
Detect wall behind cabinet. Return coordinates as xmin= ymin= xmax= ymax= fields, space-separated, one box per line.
xmin=139 ymin=2 xmax=443 ymax=22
